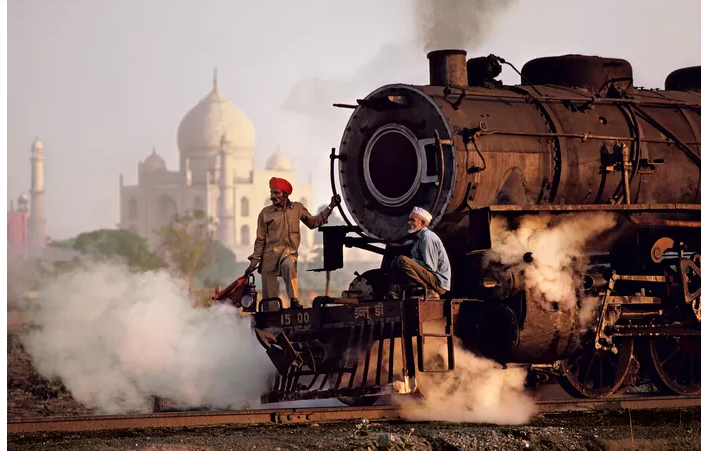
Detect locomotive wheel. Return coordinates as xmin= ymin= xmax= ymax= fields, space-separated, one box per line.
xmin=647 ymin=336 xmax=701 ymax=396
xmin=557 ymin=339 xmax=634 ymax=398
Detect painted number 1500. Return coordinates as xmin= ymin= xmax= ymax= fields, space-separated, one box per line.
xmin=281 ymin=312 xmax=310 ymax=326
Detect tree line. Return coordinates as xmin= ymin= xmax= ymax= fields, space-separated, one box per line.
xmin=46 ymin=204 xmax=348 ymax=293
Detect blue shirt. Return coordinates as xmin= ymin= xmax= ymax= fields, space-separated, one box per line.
xmin=410 ymin=228 xmax=451 ymax=291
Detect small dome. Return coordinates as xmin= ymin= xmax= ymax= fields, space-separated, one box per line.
xmin=177 ymin=69 xmax=255 ymax=155
xmin=18 ymin=193 xmax=29 ymax=204
xmin=143 ymin=147 xmax=166 ymax=172
xmin=265 ymin=153 xmax=293 ymax=171
xmin=32 ymin=138 xmax=44 ymax=152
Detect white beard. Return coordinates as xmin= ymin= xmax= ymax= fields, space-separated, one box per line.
xmin=407 ymin=226 xmax=421 ymax=234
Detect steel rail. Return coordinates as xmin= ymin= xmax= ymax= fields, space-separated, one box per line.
xmin=7 ymin=396 xmax=700 ymax=434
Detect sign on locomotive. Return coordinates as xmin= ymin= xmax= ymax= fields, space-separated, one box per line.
xmin=220 ymin=50 xmax=701 ymax=405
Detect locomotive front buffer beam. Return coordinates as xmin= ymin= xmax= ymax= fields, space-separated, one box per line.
xmin=252 ymin=296 xmax=470 ymax=403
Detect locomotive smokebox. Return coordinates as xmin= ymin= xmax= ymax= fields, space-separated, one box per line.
xmin=427 ymin=49 xmax=468 ymax=87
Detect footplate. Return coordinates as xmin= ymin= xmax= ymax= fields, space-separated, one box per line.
xmin=252 ymin=298 xmax=467 ymax=403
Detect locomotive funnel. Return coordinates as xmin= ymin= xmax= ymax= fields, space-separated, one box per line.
xmin=427 ymin=49 xmax=468 ymax=87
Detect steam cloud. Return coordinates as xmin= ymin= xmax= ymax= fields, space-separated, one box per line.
xmin=485 ymin=212 xmax=618 ymax=312
xmin=415 ymin=0 xmax=517 ymax=52
xmin=396 ymin=338 xmax=536 ymax=424
xmin=397 ymin=213 xmax=617 ymax=423
xmin=20 ymin=261 xmax=274 ymax=414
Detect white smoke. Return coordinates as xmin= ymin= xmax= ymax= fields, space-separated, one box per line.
xmin=485 ymin=212 xmax=618 ymax=311
xmin=396 ymin=339 xmax=536 ymax=425
xmin=20 ymin=261 xmax=274 ymax=414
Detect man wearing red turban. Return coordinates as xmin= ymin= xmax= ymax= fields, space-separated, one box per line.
xmin=246 ymin=177 xmax=341 ymax=309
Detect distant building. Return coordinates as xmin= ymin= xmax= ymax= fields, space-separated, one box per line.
xmin=9 ymin=137 xmax=48 ymax=259
xmin=7 ymin=194 xmax=29 ymax=259
xmin=119 ymin=70 xmax=314 ymax=260
xmin=29 ymin=138 xmax=47 ymax=256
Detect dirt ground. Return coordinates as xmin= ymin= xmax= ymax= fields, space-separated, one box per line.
xmin=7 ymin=332 xmax=90 ymax=419
xmin=7 ymin=408 xmax=701 ymax=451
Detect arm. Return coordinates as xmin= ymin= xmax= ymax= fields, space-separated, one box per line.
xmin=300 ymin=204 xmax=332 ymax=229
xmin=420 ymin=236 xmax=440 ymax=273
xmin=411 ymin=236 xmax=428 ymax=268
xmin=300 ymin=195 xmax=340 ymax=229
xmin=247 ymin=211 xmax=266 ymax=267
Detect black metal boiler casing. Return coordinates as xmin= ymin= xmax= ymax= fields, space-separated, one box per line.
xmin=338 ymin=52 xmax=701 ymax=248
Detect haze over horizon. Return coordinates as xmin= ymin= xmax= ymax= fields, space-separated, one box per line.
xmin=7 ymin=0 xmax=700 ymax=241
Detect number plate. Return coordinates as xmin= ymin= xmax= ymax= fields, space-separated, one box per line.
xmin=279 ymin=309 xmax=315 ymax=327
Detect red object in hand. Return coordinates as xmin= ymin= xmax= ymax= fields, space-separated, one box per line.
xmin=213 ymin=276 xmax=247 ymax=305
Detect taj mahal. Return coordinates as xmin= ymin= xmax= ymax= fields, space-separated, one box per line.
xmin=118 ymin=71 xmax=314 ymax=261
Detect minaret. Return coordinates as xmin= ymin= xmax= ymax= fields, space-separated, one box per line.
xmin=29 ymin=138 xmax=47 ymax=256
xmin=218 ymin=133 xmax=235 ymax=249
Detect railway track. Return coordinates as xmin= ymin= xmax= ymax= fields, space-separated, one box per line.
xmin=7 ymin=395 xmax=699 ymax=434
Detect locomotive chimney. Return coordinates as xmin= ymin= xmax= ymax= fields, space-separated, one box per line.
xmin=427 ymin=49 xmax=468 ymax=87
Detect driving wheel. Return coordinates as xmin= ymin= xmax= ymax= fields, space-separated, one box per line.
xmin=558 ymin=339 xmax=634 ymax=398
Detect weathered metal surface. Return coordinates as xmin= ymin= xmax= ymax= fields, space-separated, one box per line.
xmin=520 ymin=55 xmax=634 ymax=95
xmin=473 ymin=128 xmax=701 ymax=144
xmin=488 ymin=203 xmax=700 ymax=212
xmin=473 ymin=298 xmax=580 ymax=364
xmin=338 ymin=74 xmax=700 ymax=242
xmin=438 ymin=88 xmax=700 ymax=107
xmin=665 ymin=66 xmax=701 ymax=91
xmin=6 ymin=406 xmax=400 ymax=433
xmin=537 ymin=395 xmax=700 ymax=413
xmin=651 ymin=237 xmax=675 ymax=263
xmin=8 ymin=397 xmax=700 ymax=434
xmin=427 ymin=49 xmax=468 ymax=87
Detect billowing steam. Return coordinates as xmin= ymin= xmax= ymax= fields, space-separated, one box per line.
xmin=20 ymin=261 xmax=273 ymax=414
xmin=415 ymin=0 xmax=517 ymax=52
xmin=396 ymin=338 xmax=536 ymax=424
xmin=485 ymin=212 xmax=618 ymax=312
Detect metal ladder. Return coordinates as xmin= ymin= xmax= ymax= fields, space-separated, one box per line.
xmin=416 ymin=299 xmax=455 ymax=373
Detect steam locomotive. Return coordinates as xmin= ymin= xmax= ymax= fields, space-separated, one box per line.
xmin=246 ymin=50 xmax=700 ymax=404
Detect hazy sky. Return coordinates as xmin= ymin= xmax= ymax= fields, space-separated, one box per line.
xmin=7 ymin=0 xmax=701 ymax=240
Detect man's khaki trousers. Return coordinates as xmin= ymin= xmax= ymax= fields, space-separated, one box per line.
xmin=261 ymin=256 xmax=298 ymax=306
xmin=391 ymin=255 xmax=445 ymax=295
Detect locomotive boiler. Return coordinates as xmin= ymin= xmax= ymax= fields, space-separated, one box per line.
xmin=248 ymin=50 xmax=701 ymax=404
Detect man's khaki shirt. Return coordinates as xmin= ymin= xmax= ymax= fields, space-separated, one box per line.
xmin=248 ymin=201 xmax=332 ymax=274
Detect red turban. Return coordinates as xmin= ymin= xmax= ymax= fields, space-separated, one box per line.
xmin=269 ymin=177 xmax=293 ymax=195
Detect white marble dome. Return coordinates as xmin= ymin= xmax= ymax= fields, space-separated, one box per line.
xmin=265 ymin=153 xmax=293 ymax=171
xmin=177 ymin=71 xmax=255 ymax=155
xmin=143 ymin=148 xmax=166 ymax=172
